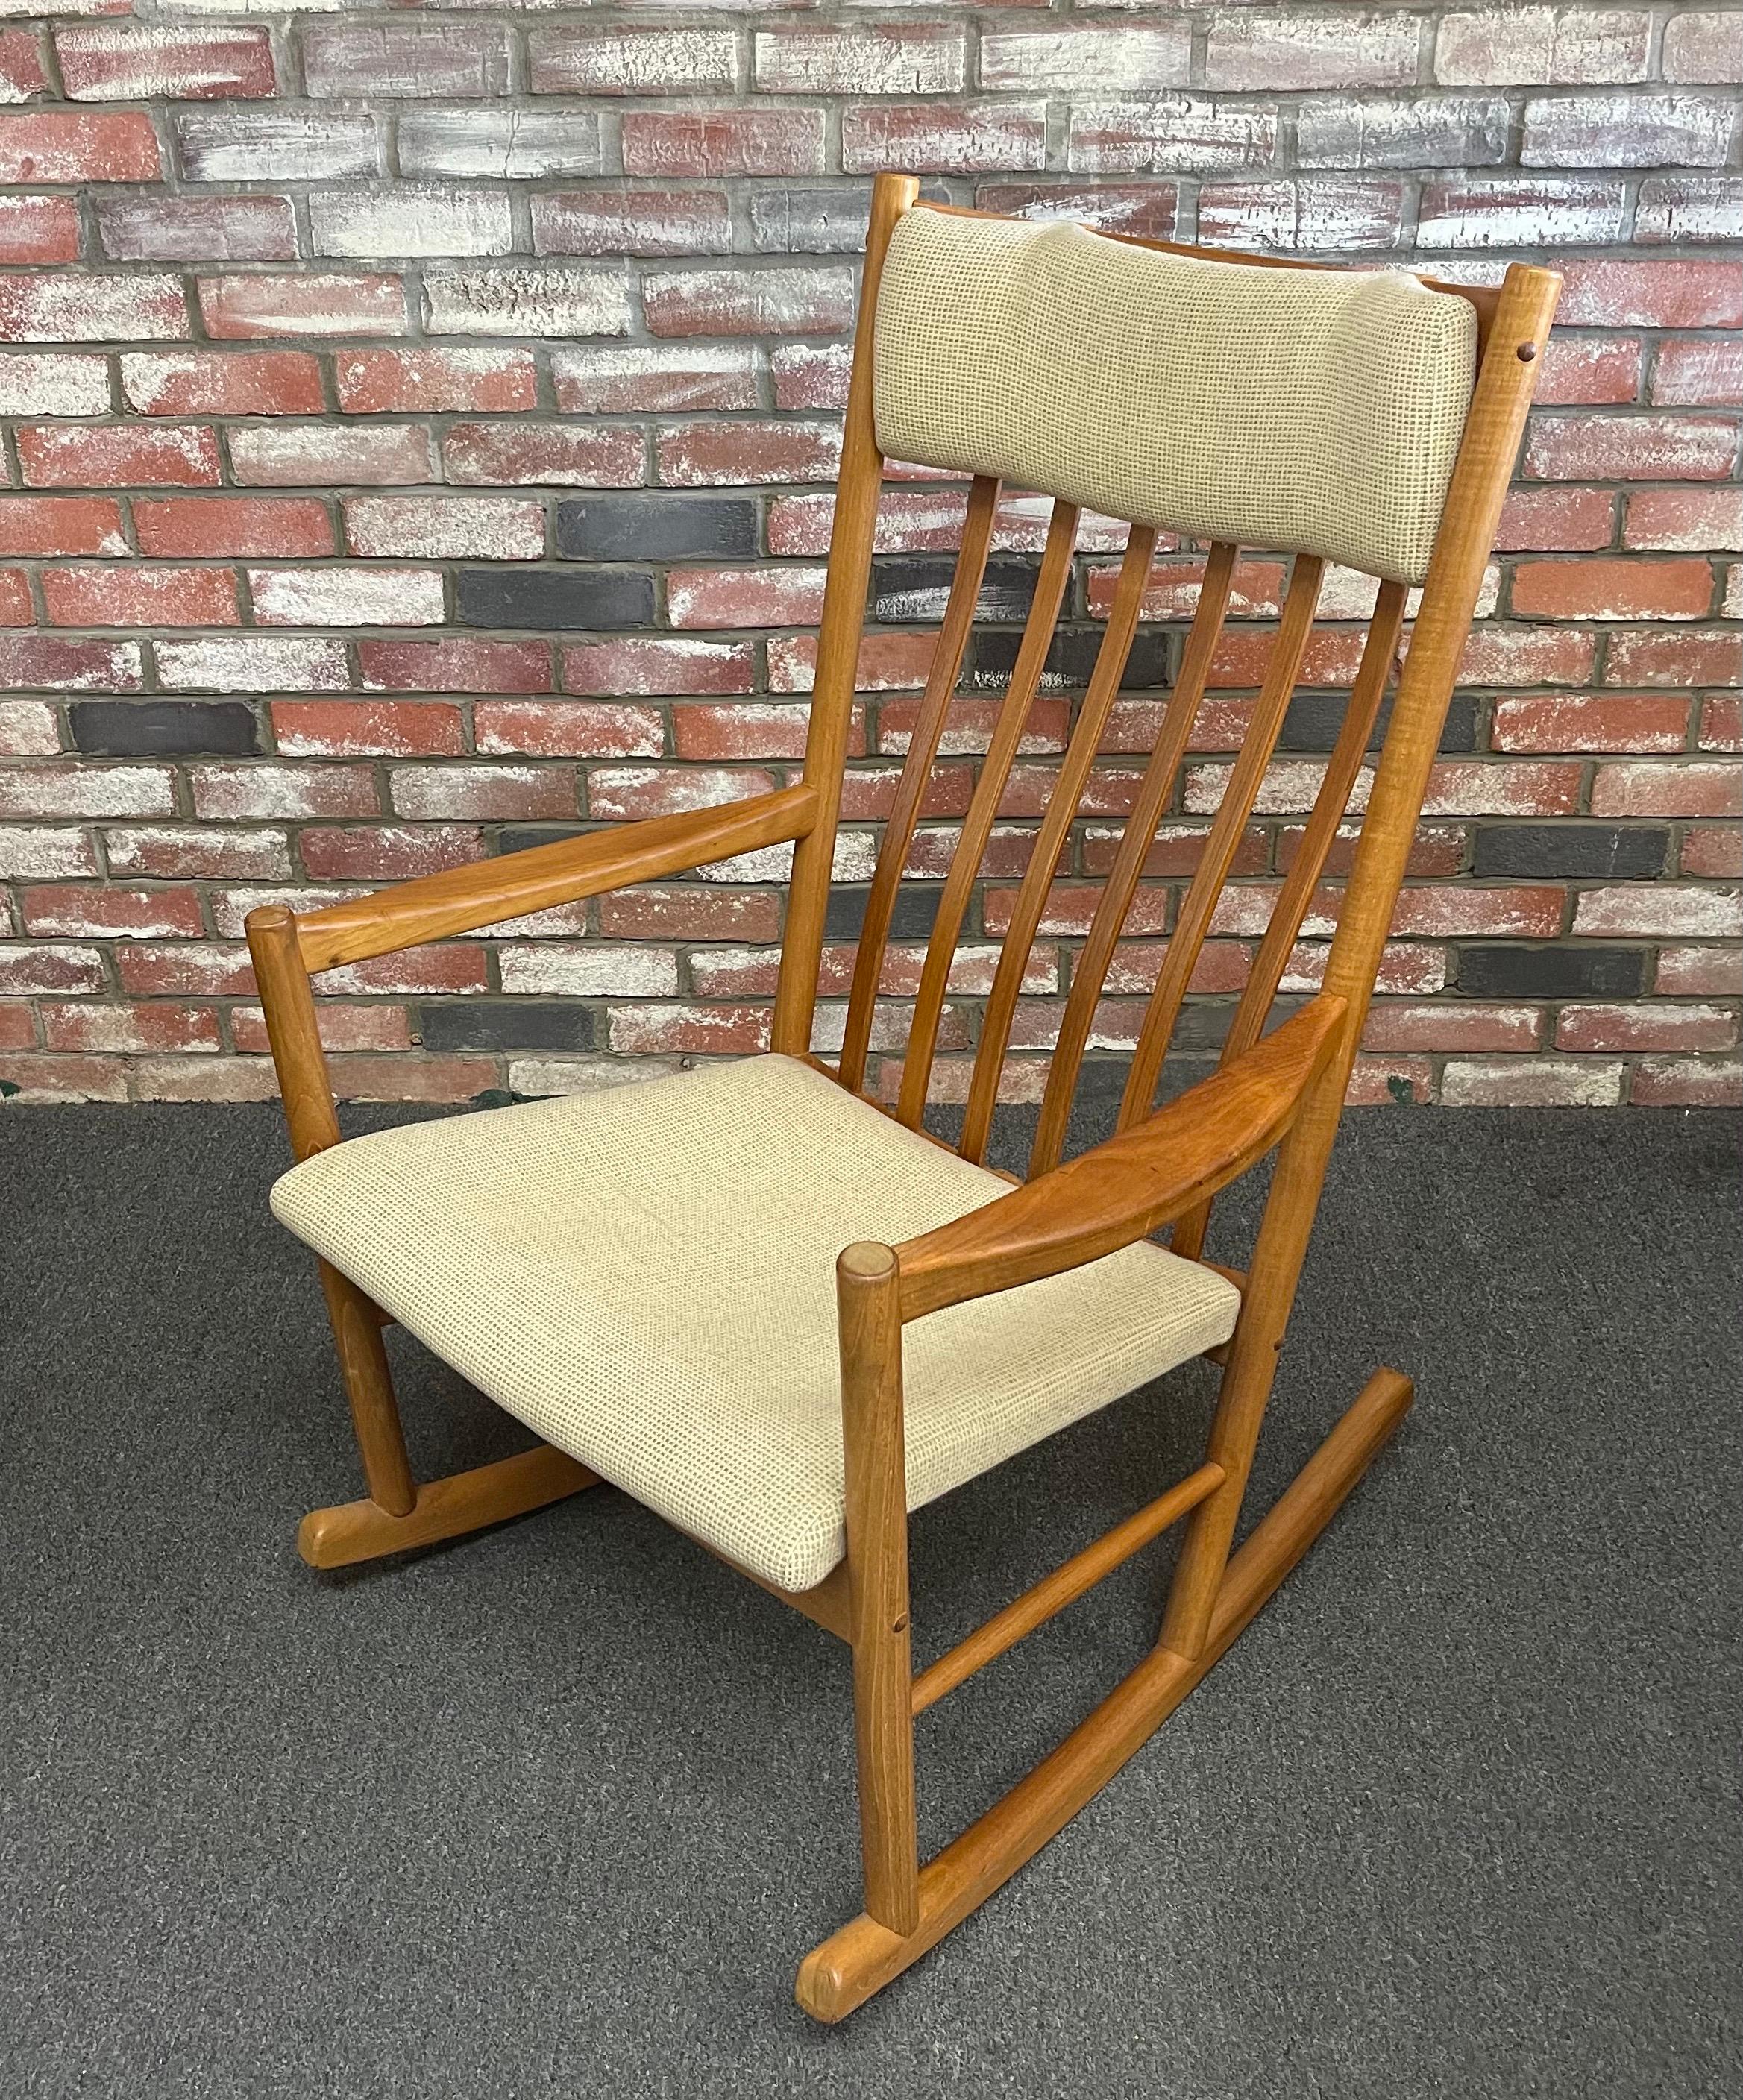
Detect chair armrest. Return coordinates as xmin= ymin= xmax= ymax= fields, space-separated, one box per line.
xmin=895 ymin=994 xmax=1348 ymax=1321
xmin=281 ymin=783 xmax=819 ymax=975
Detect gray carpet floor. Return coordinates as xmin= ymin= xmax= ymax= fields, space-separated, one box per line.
xmin=1 ymin=1099 xmax=1738 ymax=2099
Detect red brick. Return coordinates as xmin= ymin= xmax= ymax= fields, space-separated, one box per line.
xmin=40 ymin=999 xmax=221 ymax=1054
xmin=553 ymin=342 xmax=758 ymax=414
xmin=1208 ymin=627 xmax=1370 ymax=691
xmin=271 ymin=700 xmax=465 ymax=759
xmin=1457 ymin=624 xmax=1598 ymax=687
xmin=0 ymin=195 xmax=80 ymax=265
xmin=1422 ymin=760 xmax=1584 ymax=817
xmin=1700 ymin=697 xmax=1742 ymax=752
xmin=1651 ymin=336 xmax=1743 ymax=408
xmin=23 ymin=881 xmax=203 ymax=940
xmin=1510 ymin=556 xmax=1714 ymax=622
xmin=655 ymin=419 xmax=841 ymax=490
xmin=622 ymin=109 xmax=824 ymax=180
xmin=0 ymin=573 xmax=35 ymax=628
xmin=0 ymin=943 xmax=107 ymax=996
xmin=299 ymin=826 xmax=483 ymax=881
xmin=1630 ymin=1057 xmax=1743 ymax=1107
xmin=335 ymin=346 xmax=537 ymax=414
xmin=0 ymin=28 xmax=48 ymax=103
xmin=1623 ymin=487 xmax=1743 ymax=553
xmin=95 ymin=195 xmax=297 ymax=265
xmin=115 ymin=942 xmax=254 ymax=999
xmin=54 ymin=25 xmax=274 ymax=101
xmin=134 ymin=496 xmax=333 ymax=559
xmin=43 ymin=565 xmax=237 ymax=629
xmin=0 ymin=1003 xmax=35 ymax=1051
xmin=770 ymin=631 xmax=945 ymax=696
xmin=0 ymin=495 xmax=125 ymax=557
xmin=0 ymin=110 xmax=160 ymax=183
xmin=0 ymin=1053 xmax=128 ymax=1102
xmin=1495 ymin=485 xmax=1616 ymax=552
xmin=104 ymin=825 xmax=289 ymax=881
xmin=642 ymin=267 xmax=855 ymax=339
xmin=389 ymin=764 xmax=576 ymax=821
xmin=229 ymin=424 xmax=433 ymax=489
xmin=442 ymin=422 xmax=643 ymax=488
xmin=607 ymin=1002 xmax=770 ymax=1057
xmin=562 ymin=637 xmax=752 ymax=697
xmin=230 ymin=1002 xmax=412 ymax=1057
xmin=198 ymin=272 xmax=406 ymax=341
xmin=667 ymin=565 xmax=826 ymax=631
xmin=360 ymin=638 xmax=553 ymax=696
xmin=1387 ymin=886 xmax=1565 ymax=938
xmin=1492 ymin=692 xmax=1689 ymax=754
xmin=533 ymin=188 xmax=731 ymax=259
xmin=1591 ymin=762 xmax=1742 ymax=819
xmin=475 ymin=700 xmax=663 ymax=760
xmin=1603 ymin=628 xmax=1742 ymax=688
xmin=599 ymin=886 xmax=781 ymax=943
xmin=769 ymin=345 xmax=847 ymax=412
xmin=841 ymin=102 xmax=1046 ymax=176
xmin=122 ymin=350 xmax=322 ymax=418
xmin=1557 ymin=1002 xmax=1736 ymax=1052
xmin=1524 ymin=412 xmax=1736 ymax=482
xmin=1683 ymin=776 xmax=1743 ymax=858
xmin=1362 ymin=1001 xmax=1543 ymax=1053
xmin=0 ymin=635 xmax=141 ymax=691
xmin=1656 ymin=946 xmax=1743 ymax=997
xmin=16 ymin=422 xmax=220 ymax=489
xmin=1555 ymin=259 xmax=1743 ymax=329
xmin=190 ymin=763 xmax=377 ymax=822
xmin=673 ymin=701 xmax=859 ymax=763
xmin=1534 ymin=335 xmax=1642 ymax=406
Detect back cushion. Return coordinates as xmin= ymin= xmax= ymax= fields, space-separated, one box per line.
xmin=873 ymin=210 xmax=1479 ymax=588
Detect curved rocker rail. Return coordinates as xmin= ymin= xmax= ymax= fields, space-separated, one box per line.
xmin=798 ymin=1366 xmax=1414 ymax=2022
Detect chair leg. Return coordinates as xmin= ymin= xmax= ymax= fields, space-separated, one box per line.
xmin=301 ymin=1260 xmax=598 ymax=1568
xmin=795 ymin=1366 xmax=1413 ymax=2022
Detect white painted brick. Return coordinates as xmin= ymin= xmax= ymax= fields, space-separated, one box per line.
xmin=175 ymin=110 xmax=377 ymax=183
xmin=754 ymin=27 xmax=964 ymax=97
xmin=981 ymin=26 xmax=1190 ymax=95
xmin=345 ymin=496 xmax=545 ymax=562
xmin=425 ymin=267 xmax=632 ymax=339
xmin=1435 ymin=9 xmax=1651 ymax=87
xmin=397 ymin=108 xmax=604 ymax=181
xmin=155 ymin=636 xmax=348 ymax=693
xmin=311 ymin=186 xmax=512 ymax=261
xmin=508 ymin=1054 xmax=685 ymax=1098
xmin=0 ymin=353 xmax=110 ymax=417
xmin=1067 ymin=99 xmax=1278 ymax=175
xmin=248 ymin=566 xmax=445 ymax=628
xmin=498 ymin=944 xmax=679 ymax=997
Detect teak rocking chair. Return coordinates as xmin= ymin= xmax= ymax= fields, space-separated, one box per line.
xmin=245 ymin=176 xmax=1559 ymax=2020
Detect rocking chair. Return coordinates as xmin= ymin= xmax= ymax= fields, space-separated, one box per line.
xmin=245 ymin=174 xmax=1559 ymax=2019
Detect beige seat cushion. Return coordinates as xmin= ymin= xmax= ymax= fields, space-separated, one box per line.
xmin=873 ymin=209 xmax=1477 ymax=586
xmin=271 ymin=1054 xmax=1240 ymax=1593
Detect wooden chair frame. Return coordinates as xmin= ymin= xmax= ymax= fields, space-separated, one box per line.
xmin=245 ymin=175 xmax=1560 ymax=2019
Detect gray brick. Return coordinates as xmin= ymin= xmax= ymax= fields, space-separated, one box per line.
xmin=456 ymin=569 xmax=656 ymax=632
xmin=556 ymin=495 xmax=758 ymax=562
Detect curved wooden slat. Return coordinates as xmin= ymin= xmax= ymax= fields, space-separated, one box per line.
xmin=838 ymin=474 xmax=1000 ymax=1093
xmin=1028 ymin=541 xmax=1239 ymax=1176
xmin=958 ymin=524 xmax=1158 ymax=1164
xmin=1116 ymin=553 xmax=1326 ymax=1135
xmin=894 ymin=499 xmax=1080 ymax=1127
xmin=1171 ymin=578 xmax=1407 ymax=1262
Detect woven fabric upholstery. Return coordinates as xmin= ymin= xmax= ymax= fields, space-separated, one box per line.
xmin=873 ymin=210 xmax=1477 ymax=587
xmin=271 ymin=1054 xmax=1240 ymax=1592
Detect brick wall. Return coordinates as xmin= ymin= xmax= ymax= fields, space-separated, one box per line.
xmin=0 ymin=3 xmax=1738 ymax=1113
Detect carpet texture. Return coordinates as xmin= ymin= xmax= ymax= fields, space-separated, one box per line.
xmin=1 ymin=1101 xmax=1738 ymax=2099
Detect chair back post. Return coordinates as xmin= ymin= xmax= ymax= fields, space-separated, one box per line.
xmin=1157 ymin=260 xmax=1560 ymax=1664
xmin=771 ymin=171 xmax=918 ymax=1058
xmin=246 ymin=904 xmax=341 ymax=1161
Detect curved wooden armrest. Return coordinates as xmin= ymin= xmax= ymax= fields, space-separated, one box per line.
xmin=280 ymin=783 xmax=819 ymax=975
xmin=895 ymin=994 xmax=1348 ymax=1321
